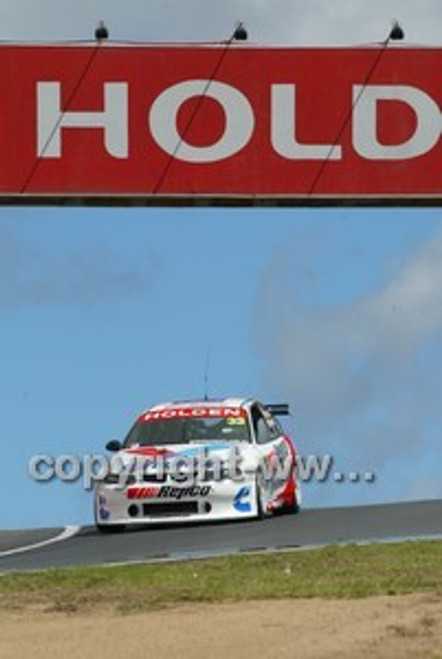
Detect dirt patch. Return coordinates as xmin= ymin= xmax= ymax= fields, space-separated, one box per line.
xmin=1 ymin=593 xmax=441 ymax=659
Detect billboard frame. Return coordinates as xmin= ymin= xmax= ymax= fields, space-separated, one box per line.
xmin=1 ymin=194 xmax=442 ymax=207
xmin=3 ymin=42 xmax=442 ymax=207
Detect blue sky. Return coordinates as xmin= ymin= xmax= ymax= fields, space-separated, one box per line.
xmin=1 ymin=208 xmax=441 ymax=528
xmin=1 ymin=1 xmax=442 ymax=528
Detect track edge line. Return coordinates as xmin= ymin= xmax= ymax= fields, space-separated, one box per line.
xmin=0 ymin=525 xmax=81 ymax=559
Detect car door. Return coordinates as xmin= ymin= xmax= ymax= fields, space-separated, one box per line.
xmin=250 ymin=403 xmax=289 ymax=505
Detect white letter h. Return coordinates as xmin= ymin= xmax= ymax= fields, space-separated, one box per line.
xmin=37 ymin=82 xmax=128 ymax=159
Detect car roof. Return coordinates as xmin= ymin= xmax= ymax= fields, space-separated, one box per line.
xmin=148 ymin=398 xmax=252 ymax=412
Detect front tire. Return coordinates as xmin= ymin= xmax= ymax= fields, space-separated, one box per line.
xmin=283 ymin=465 xmax=301 ymax=514
xmin=96 ymin=523 xmax=126 ymax=534
xmin=285 ymin=493 xmax=300 ymax=515
xmin=255 ymin=470 xmax=268 ymax=519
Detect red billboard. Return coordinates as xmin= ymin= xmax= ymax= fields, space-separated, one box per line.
xmin=1 ymin=43 xmax=442 ymax=205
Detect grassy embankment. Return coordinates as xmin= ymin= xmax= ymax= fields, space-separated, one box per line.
xmin=0 ymin=540 xmax=441 ymax=615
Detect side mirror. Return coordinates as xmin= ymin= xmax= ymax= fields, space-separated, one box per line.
xmin=106 ymin=439 xmax=123 ymax=452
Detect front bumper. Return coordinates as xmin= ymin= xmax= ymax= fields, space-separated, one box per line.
xmin=95 ymin=477 xmax=258 ymax=526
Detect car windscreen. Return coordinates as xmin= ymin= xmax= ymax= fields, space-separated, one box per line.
xmin=124 ymin=415 xmax=251 ymax=447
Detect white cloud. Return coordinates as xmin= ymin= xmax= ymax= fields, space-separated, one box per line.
xmin=0 ymin=226 xmax=160 ymax=309
xmin=361 ymin=237 xmax=442 ymax=355
xmin=254 ymin=230 xmax=442 ymax=503
xmin=2 ymin=0 xmax=442 ymax=45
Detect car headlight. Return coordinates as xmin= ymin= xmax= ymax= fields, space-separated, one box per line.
xmin=102 ymin=472 xmax=136 ymax=485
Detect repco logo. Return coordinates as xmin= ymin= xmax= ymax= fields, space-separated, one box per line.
xmin=36 ymin=80 xmax=442 ymax=163
xmin=158 ymin=485 xmax=211 ymax=500
xmin=126 ymin=485 xmax=211 ymax=500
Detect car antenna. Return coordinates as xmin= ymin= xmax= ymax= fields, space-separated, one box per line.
xmin=203 ymin=346 xmax=212 ymax=401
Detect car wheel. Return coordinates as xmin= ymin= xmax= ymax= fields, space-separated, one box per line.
xmin=286 ymin=493 xmax=300 ymax=515
xmin=255 ymin=470 xmax=267 ymax=519
xmin=283 ymin=466 xmax=301 ymax=514
xmin=96 ymin=523 xmax=126 ymax=533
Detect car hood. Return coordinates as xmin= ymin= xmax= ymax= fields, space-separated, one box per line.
xmin=111 ymin=442 xmax=257 ymax=473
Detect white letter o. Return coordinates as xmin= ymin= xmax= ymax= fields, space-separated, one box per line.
xmin=149 ymin=80 xmax=254 ymax=163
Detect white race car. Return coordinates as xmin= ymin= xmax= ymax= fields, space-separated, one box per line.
xmin=95 ymin=398 xmax=301 ymax=531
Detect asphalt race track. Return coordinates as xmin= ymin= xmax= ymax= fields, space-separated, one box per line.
xmin=1 ymin=499 xmax=441 ymax=573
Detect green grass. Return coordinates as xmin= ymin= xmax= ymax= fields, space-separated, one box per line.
xmin=1 ymin=540 xmax=441 ymax=615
